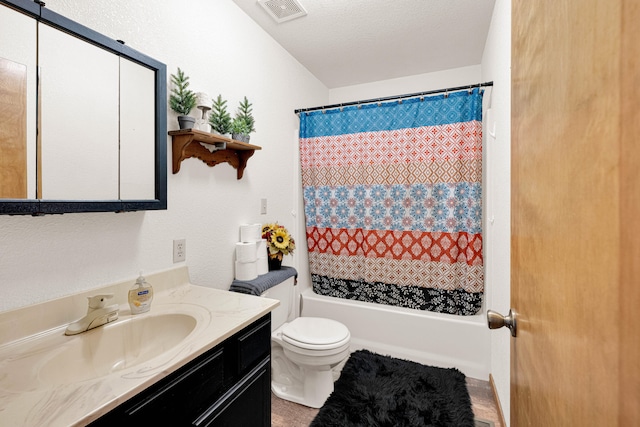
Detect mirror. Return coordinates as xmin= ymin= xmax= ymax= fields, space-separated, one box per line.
xmin=0 ymin=0 xmax=166 ymax=215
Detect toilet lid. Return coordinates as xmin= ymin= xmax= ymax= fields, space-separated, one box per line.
xmin=281 ymin=317 xmax=350 ymax=348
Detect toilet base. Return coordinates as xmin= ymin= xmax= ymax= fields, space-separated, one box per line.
xmin=272 ymin=367 xmax=334 ymax=409
xmin=271 ymin=343 xmax=345 ymax=408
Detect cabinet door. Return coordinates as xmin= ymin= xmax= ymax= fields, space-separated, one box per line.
xmin=38 ymin=23 xmax=119 ymax=200
xmin=119 ymin=57 xmax=155 ymax=200
xmin=237 ymin=317 xmax=271 ymax=373
xmin=196 ymin=358 xmax=271 ymax=427
xmin=0 ymin=4 xmax=37 ymax=199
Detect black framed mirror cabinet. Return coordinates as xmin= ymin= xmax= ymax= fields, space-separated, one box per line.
xmin=0 ymin=0 xmax=167 ymax=215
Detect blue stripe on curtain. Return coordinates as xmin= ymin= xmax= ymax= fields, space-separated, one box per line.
xmin=300 ymin=90 xmax=483 ymax=137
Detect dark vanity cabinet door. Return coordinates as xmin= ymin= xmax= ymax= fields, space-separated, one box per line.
xmin=195 ymin=358 xmax=271 ymax=427
xmin=89 ymin=314 xmax=271 ymax=427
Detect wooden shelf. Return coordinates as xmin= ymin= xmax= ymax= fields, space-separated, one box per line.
xmin=169 ymin=129 xmax=261 ymax=179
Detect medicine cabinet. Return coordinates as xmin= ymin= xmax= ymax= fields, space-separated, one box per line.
xmin=0 ymin=0 xmax=167 ymax=215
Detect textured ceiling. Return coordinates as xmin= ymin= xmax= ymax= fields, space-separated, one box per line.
xmin=232 ymin=0 xmax=496 ymax=89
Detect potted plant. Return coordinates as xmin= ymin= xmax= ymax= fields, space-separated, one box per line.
xmin=169 ymin=67 xmax=196 ymax=129
xmin=230 ymin=117 xmax=251 ymax=143
xmin=231 ymin=96 xmax=255 ymax=142
xmin=261 ymin=223 xmax=295 ymax=270
xmin=209 ymin=94 xmax=232 ymax=136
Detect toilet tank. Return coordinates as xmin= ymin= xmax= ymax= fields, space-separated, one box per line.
xmin=261 ymin=276 xmax=296 ymax=331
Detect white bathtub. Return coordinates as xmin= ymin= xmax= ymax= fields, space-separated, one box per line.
xmin=300 ymin=289 xmax=490 ymax=379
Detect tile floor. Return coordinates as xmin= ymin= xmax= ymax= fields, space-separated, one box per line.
xmin=271 ymin=377 xmax=503 ymax=427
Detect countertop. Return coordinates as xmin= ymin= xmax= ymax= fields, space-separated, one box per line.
xmin=0 ymin=266 xmax=278 ymax=426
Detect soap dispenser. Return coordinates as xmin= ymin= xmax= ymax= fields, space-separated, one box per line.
xmin=128 ymin=272 xmax=154 ymax=314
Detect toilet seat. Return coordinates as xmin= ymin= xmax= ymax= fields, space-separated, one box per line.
xmin=281 ymin=317 xmax=350 ymax=351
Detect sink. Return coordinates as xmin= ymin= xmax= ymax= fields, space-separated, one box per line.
xmin=37 ymin=313 xmax=197 ymax=385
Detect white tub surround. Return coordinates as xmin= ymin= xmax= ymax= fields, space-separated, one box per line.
xmin=0 ymin=266 xmax=278 ymax=426
xmin=301 ymin=289 xmax=490 ymax=379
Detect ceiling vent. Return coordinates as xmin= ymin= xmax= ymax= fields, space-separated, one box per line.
xmin=258 ymin=0 xmax=307 ymax=24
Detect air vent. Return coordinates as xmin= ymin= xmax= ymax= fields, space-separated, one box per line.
xmin=258 ymin=0 xmax=307 ymax=24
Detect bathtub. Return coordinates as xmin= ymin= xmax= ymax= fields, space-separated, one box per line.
xmin=300 ymin=288 xmax=490 ymax=379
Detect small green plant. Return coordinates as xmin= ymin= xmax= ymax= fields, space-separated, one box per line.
xmin=230 ymin=116 xmax=251 ymax=135
xmin=234 ymin=96 xmax=255 ymax=133
xmin=169 ymin=67 xmax=196 ymax=116
xmin=209 ymin=94 xmax=232 ymax=134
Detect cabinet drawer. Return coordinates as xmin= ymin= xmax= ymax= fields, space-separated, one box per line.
xmin=236 ymin=316 xmax=271 ymax=373
xmin=125 ymin=348 xmax=225 ymax=422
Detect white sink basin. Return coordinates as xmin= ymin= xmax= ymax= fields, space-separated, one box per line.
xmin=37 ymin=313 xmax=197 ymax=385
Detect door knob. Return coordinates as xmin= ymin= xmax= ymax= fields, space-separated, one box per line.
xmin=487 ymin=308 xmax=518 ymax=337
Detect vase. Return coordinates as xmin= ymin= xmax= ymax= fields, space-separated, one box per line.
xmin=177 ymin=115 xmax=195 ymax=130
xmin=231 ymin=133 xmax=250 ymax=143
xmin=268 ymin=257 xmax=282 ymax=271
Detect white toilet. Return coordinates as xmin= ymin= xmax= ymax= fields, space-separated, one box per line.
xmin=262 ymin=277 xmax=351 ymax=408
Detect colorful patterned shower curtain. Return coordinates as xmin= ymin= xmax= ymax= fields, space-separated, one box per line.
xmin=299 ymin=89 xmax=484 ymax=315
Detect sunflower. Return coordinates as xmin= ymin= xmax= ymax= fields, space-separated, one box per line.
xmin=262 ymin=222 xmax=295 ymax=259
xmin=271 ymin=228 xmax=291 ymax=250
xmin=262 ymin=223 xmax=277 ymax=235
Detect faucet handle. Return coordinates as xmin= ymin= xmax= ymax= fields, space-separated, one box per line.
xmin=87 ymin=294 xmax=114 ymax=309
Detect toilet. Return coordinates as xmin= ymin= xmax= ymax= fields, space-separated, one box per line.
xmin=262 ymin=277 xmax=351 ymax=408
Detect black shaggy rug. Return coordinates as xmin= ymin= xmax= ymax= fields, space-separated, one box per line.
xmin=310 ymin=350 xmax=475 ymax=427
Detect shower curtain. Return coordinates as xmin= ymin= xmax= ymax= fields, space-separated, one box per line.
xmin=299 ymin=89 xmax=484 ymax=315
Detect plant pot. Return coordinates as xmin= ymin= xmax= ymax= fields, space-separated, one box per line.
xmin=268 ymin=257 xmax=282 ymax=271
xmin=178 ymin=115 xmax=196 ymax=130
xmin=232 ymin=133 xmax=250 ymax=143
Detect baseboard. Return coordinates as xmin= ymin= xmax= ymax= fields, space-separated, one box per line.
xmin=489 ymin=374 xmax=507 ymax=427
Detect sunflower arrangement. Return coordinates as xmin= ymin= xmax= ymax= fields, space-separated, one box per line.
xmin=262 ymin=223 xmax=295 ymax=261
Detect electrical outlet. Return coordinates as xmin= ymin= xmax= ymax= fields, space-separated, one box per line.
xmin=260 ymin=198 xmax=267 ymax=215
xmin=173 ymin=239 xmax=186 ymax=263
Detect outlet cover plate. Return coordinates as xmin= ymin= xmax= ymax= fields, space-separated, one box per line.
xmin=173 ymin=239 xmax=186 ymax=263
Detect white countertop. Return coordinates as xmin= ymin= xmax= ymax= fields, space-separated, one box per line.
xmin=0 ymin=267 xmax=278 ymax=426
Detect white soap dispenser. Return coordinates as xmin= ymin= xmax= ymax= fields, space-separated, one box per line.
xmin=128 ymin=272 xmax=154 ymax=314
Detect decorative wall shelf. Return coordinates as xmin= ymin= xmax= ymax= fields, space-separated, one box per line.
xmin=169 ymin=129 xmax=261 ymax=180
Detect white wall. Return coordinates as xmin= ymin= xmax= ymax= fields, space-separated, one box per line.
xmin=0 ymin=0 xmax=328 ymax=312
xmin=481 ymin=0 xmax=512 ymax=424
xmin=327 ymin=65 xmax=482 ymax=105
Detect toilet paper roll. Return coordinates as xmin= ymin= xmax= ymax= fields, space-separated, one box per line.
xmin=236 ymin=241 xmax=258 ymax=263
xmin=239 ymin=223 xmax=262 ymax=242
xmin=235 ymin=260 xmax=258 ymax=281
xmin=256 ymin=239 xmax=267 ymax=258
xmin=257 ymin=255 xmax=268 ymax=275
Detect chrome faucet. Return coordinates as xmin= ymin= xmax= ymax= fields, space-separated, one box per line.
xmin=65 ymin=294 xmax=119 ymax=335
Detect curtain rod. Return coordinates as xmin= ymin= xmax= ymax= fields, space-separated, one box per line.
xmin=294 ymin=81 xmax=493 ymax=114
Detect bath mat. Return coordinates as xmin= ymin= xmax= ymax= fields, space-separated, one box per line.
xmin=310 ymin=350 xmax=475 ymax=427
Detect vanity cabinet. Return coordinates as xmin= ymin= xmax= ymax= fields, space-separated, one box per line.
xmin=89 ymin=314 xmax=271 ymax=427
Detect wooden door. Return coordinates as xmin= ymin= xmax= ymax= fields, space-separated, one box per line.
xmin=511 ymin=0 xmax=639 ymax=426
xmin=0 ymin=57 xmax=27 ymax=198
